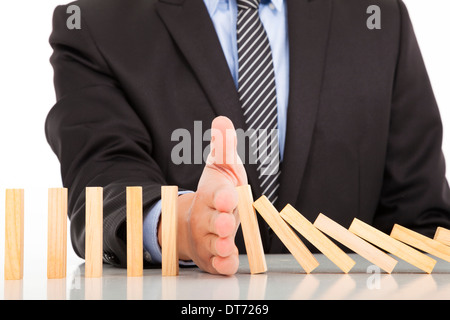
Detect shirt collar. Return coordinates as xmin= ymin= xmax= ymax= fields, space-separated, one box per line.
xmin=204 ymin=0 xmax=284 ymax=15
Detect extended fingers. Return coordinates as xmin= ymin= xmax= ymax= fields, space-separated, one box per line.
xmin=192 ymin=231 xmax=238 ymax=275
xmin=211 ymin=248 xmax=240 ymax=275
xmin=209 ymin=211 xmax=236 ymax=238
xmin=213 ymin=185 xmax=238 ymax=213
xmin=204 ymin=233 xmax=236 ymax=258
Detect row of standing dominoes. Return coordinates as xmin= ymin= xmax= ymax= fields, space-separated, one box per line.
xmin=2 ymin=186 xmax=181 ymax=280
xmin=4 ymin=185 xmax=450 ymax=280
xmin=4 ymin=187 xmax=146 ymax=280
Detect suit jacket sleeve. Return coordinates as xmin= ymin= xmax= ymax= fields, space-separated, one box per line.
xmin=373 ymin=0 xmax=450 ymax=236
xmin=45 ymin=5 xmax=167 ymax=268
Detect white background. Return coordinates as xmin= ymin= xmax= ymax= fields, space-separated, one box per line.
xmin=0 ymin=0 xmax=449 ymax=278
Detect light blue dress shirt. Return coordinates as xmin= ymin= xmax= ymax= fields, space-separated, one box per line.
xmin=143 ymin=0 xmax=289 ymax=264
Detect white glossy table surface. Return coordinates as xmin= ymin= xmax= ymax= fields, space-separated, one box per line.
xmin=2 ymin=253 xmax=450 ymax=300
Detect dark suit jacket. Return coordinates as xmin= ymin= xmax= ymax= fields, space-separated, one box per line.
xmin=45 ymin=0 xmax=450 ymax=268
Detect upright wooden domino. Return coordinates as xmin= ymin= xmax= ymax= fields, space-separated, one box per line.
xmin=390 ymin=224 xmax=450 ymax=263
xmin=47 ymin=188 xmax=68 ymax=279
xmin=4 ymin=189 xmax=25 ymax=280
xmin=349 ymin=218 xmax=436 ymax=273
xmin=313 ymin=213 xmax=397 ymax=273
xmin=434 ymin=227 xmax=450 ymax=246
xmin=280 ymin=205 xmax=355 ymax=273
xmin=236 ymin=185 xmax=267 ymax=274
xmin=161 ymin=186 xmax=179 ymax=276
xmin=253 ymin=196 xmax=319 ymax=273
xmin=126 ymin=187 xmax=143 ymax=277
xmin=85 ymin=187 xmax=103 ymax=278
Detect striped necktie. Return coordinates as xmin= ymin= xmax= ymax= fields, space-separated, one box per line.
xmin=237 ymin=0 xmax=280 ymax=204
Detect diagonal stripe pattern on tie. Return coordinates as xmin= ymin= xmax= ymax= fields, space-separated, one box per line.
xmin=237 ymin=0 xmax=280 ymax=204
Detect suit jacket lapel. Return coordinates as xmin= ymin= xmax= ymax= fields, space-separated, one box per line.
xmin=277 ymin=0 xmax=333 ymax=210
xmin=156 ymin=0 xmax=244 ymax=125
xmin=156 ymin=0 xmax=262 ymax=196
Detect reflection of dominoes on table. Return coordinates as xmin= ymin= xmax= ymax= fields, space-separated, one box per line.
xmin=4 ymin=184 xmax=450 ymax=280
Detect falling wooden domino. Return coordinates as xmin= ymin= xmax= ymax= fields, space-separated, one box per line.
xmin=390 ymin=224 xmax=450 ymax=263
xmin=236 ymin=185 xmax=267 ymax=274
xmin=47 ymin=188 xmax=68 ymax=279
xmin=434 ymin=227 xmax=450 ymax=246
xmin=280 ymin=205 xmax=355 ymax=273
xmin=4 ymin=189 xmax=24 ymax=280
xmin=85 ymin=187 xmax=103 ymax=278
xmin=253 ymin=196 xmax=319 ymax=273
xmin=126 ymin=187 xmax=143 ymax=277
xmin=349 ymin=218 xmax=436 ymax=273
xmin=161 ymin=185 xmax=179 ymax=276
xmin=313 ymin=213 xmax=397 ymax=273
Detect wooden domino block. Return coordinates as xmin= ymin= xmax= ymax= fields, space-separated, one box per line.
xmin=391 ymin=224 xmax=450 ymax=263
xmin=349 ymin=218 xmax=436 ymax=273
xmin=85 ymin=187 xmax=103 ymax=278
xmin=4 ymin=189 xmax=24 ymax=280
xmin=47 ymin=188 xmax=68 ymax=279
xmin=313 ymin=213 xmax=397 ymax=273
xmin=434 ymin=227 xmax=450 ymax=246
xmin=253 ymin=196 xmax=319 ymax=273
xmin=126 ymin=187 xmax=143 ymax=277
xmin=236 ymin=185 xmax=267 ymax=274
xmin=161 ymin=186 xmax=179 ymax=276
xmin=280 ymin=205 xmax=355 ymax=273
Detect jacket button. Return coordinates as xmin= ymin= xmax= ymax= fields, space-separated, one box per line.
xmin=103 ymin=252 xmax=117 ymax=263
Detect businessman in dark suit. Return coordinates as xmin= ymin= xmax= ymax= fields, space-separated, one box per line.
xmin=45 ymin=0 xmax=450 ymax=275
